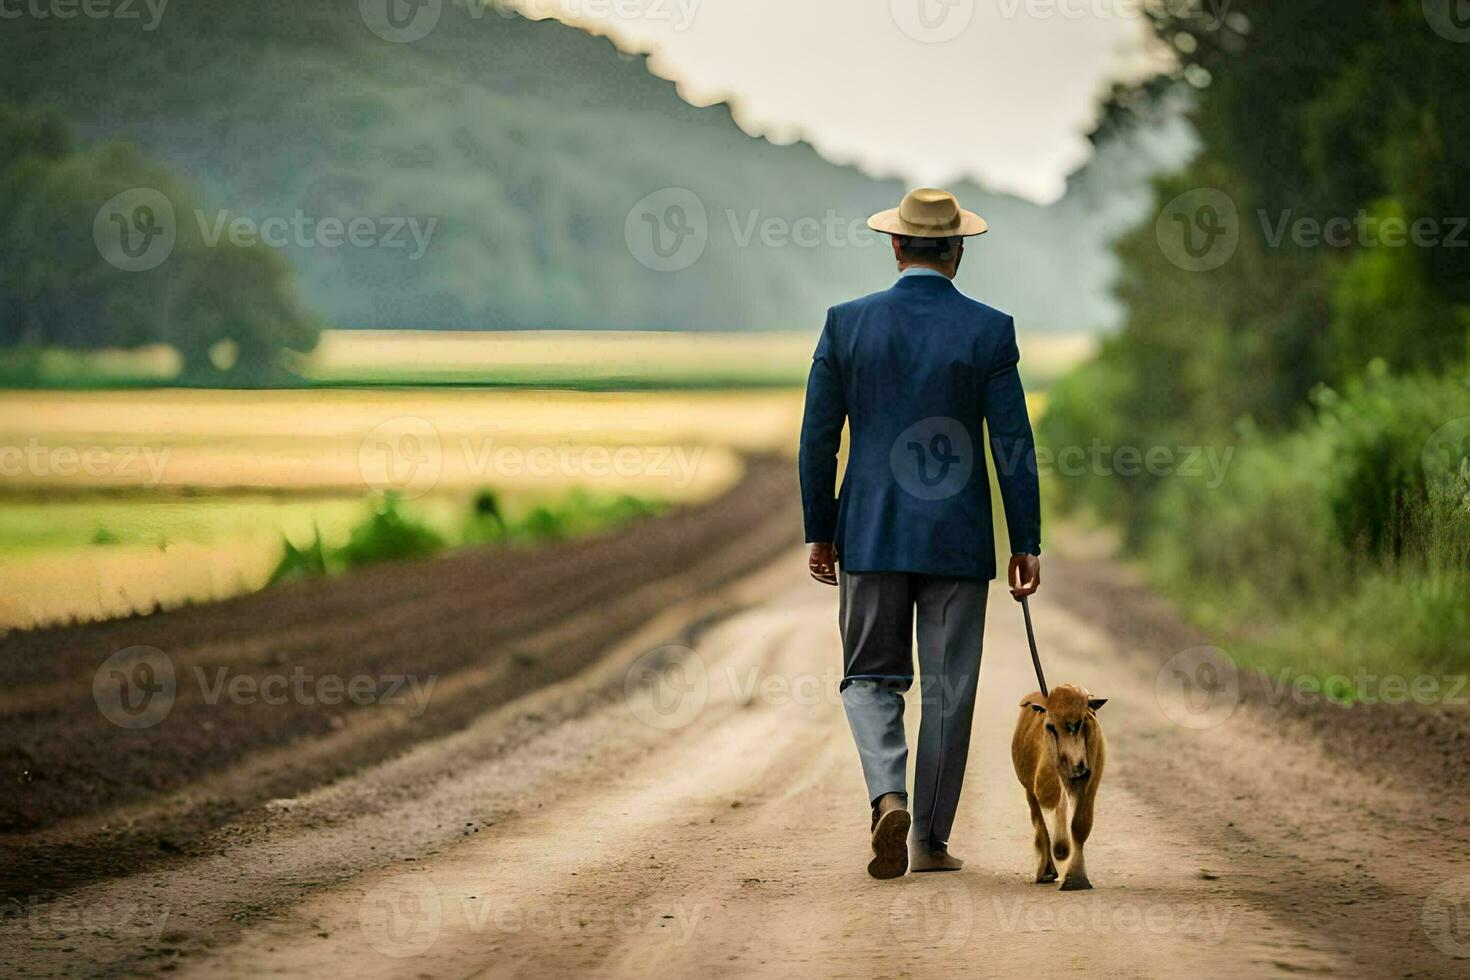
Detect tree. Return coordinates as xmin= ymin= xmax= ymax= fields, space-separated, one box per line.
xmin=0 ymin=102 xmax=320 ymax=381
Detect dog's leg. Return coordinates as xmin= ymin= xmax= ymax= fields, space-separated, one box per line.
xmin=1025 ymin=791 xmax=1056 ymax=883
xmin=1043 ymin=788 xmax=1071 ymax=876
xmin=1059 ymin=786 xmax=1093 ymax=891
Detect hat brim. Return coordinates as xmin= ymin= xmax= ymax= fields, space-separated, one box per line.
xmin=866 ymin=207 xmax=988 ymax=238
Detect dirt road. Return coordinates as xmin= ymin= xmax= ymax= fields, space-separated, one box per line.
xmin=4 ymin=522 xmax=1468 ymax=977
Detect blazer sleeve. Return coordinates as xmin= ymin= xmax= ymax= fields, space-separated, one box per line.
xmin=798 ymin=309 xmax=846 ymax=543
xmin=984 ymin=317 xmax=1042 ymax=556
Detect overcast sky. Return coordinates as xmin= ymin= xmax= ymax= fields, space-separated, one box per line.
xmin=516 ymin=0 xmax=1161 ymax=203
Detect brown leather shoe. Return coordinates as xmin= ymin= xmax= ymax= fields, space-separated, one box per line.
xmin=868 ymin=794 xmax=910 ymax=880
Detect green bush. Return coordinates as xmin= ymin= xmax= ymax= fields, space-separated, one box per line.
xmin=268 ymin=487 xmax=667 ymax=583
xmin=1312 ymin=365 xmax=1470 ymax=556
xmin=335 ymin=494 xmax=445 ymax=569
xmin=269 ymin=525 xmax=329 ymax=583
xmin=464 ymin=488 xmax=509 ymax=544
xmin=1044 ymin=357 xmax=1470 ymax=675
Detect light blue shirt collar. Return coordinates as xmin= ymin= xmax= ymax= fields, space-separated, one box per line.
xmin=898 ymin=266 xmax=950 ymax=281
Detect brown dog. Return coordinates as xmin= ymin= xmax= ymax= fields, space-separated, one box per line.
xmin=1011 ymin=683 xmax=1107 ymax=890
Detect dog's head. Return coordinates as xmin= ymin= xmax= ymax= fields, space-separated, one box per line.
xmin=1023 ymin=684 xmax=1106 ymax=783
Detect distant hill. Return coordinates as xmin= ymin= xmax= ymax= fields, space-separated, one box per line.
xmin=0 ymin=0 xmax=1188 ymax=333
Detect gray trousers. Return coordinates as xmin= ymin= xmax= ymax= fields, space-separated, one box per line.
xmin=838 ymin=569 xmax=988 ymax=849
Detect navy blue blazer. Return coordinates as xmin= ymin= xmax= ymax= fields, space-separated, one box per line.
xmin=798 ymin=274 xmax=1041 ymax=581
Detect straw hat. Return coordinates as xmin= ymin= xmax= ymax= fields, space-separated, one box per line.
xmin=867 ymin=187 xmax=987 ymax=238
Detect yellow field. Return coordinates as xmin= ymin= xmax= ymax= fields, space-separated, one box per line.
xmin=298 ymin=330 xmax=818 ymax=386
xmin=0 ymin=327 xmax=1087 ymax=630
xmin=4 ymin=327 xmax=1090 ymax=389
xmin=0 ymin=387 xmax=804 ymax=630
xmin=301 ymin=328 xmax=1091 ymax=388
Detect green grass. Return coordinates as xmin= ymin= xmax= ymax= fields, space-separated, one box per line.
xmin=268 ymin=487 xmax=667 ymax=582
xmin=1040 ymin=365 xmax=1470 ymax=684
xmin=0 ymin=495 xmax=372 ymax=557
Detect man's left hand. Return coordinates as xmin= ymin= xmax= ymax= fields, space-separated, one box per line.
xmin=1008 ymin=553 xmax=1041 ymax=600
xmin=809 ymin=542 xmax=838 ymax=586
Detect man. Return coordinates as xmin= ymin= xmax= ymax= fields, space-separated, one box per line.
xmin=799 ymin=188 xmax=1041 ymax=879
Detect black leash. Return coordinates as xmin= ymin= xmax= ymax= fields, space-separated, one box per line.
xmin=1020 ymin=595 xmax=1049 ymax=698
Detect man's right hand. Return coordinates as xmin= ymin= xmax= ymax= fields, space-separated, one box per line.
xmin=1008 ymin=553 xmax=1040 ymax=600
xmin=808 ymin=542 xmax=838 ymax=586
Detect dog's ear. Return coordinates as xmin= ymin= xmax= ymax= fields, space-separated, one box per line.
xmin=1088 ymin=697 xmax=1108 ymax=712
xmin=1028 ymin=702 xmax=1046 ymax=713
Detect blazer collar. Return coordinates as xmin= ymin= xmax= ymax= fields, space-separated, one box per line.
xmin=891 ymin=274 xmax=958 ymax=293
